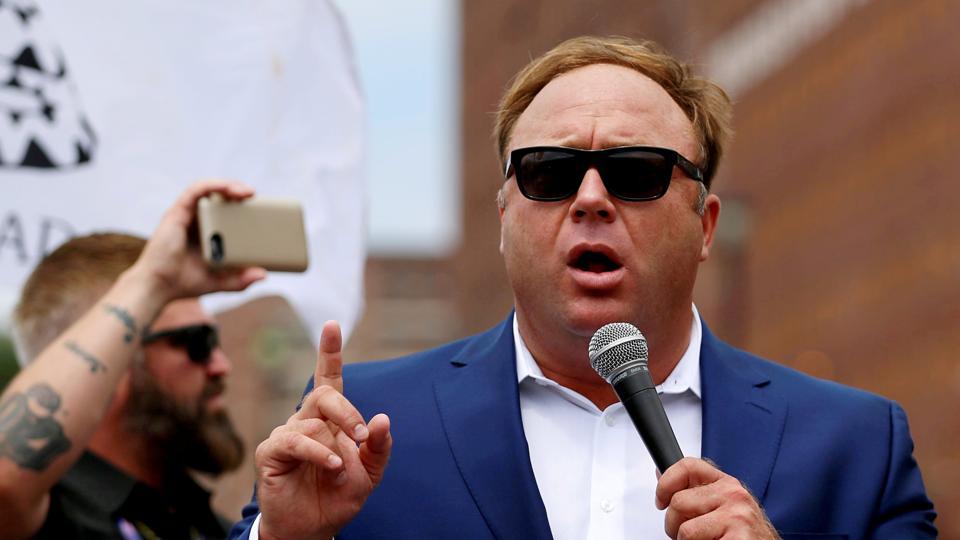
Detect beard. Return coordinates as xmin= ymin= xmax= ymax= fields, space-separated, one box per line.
xmin=123 ymin=366 xmax=245 ymax=475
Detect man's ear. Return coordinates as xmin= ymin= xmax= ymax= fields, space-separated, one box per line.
xmin=497 ymin=188 xmax=506 ymax=254
xmin=700 ymin=193 xmax=721 ymax=262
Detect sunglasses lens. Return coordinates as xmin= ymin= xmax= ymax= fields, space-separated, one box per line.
xmin=143 ymin=324 xmax=219 ymax=364
xmin=187 ymin=326 xmax=219 ymax=364
xmin=516 ymin=150 xmax=584 ymax=200
xmin=602 ymin=150 xmax=672 ymax=200
xmin=510 ymin=147 xmax=691 ymax=202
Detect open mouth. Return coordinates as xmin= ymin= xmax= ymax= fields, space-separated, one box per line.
xmin=569 ymin=248 xmax=623 ymax=273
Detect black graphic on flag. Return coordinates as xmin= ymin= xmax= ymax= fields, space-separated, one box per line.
xmin=0 ymin=0 xmax=97 ymax=169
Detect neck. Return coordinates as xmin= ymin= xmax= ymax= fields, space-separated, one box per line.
xmin=516 ymin=306 xmax=694 ymax=410
xmin=644 ymin=308 xmax=695 ymax=385
xmin=89 ymin=412 xmax=165 ymax=489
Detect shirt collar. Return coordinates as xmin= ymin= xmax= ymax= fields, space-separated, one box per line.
xmin=514 ymin=305 xmax=702 ymax=398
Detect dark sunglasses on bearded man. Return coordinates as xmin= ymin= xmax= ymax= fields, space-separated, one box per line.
xmin=504 ymin=146 xmax=704 ymax=202
xmin=141 ymin=324 xmax=220 ymax=365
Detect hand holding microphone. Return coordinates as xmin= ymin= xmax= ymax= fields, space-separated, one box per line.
xmin=590 ymin=323 xmax=779 ymax=539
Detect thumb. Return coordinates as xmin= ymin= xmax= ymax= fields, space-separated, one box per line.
xmin=359 ymin=414 xmax=392 ymax=486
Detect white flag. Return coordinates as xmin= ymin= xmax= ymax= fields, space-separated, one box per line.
xmin=0 ymin=0 xmax=366 ymax=340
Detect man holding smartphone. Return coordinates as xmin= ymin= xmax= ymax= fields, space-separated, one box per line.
xmin=0 ymin=181 xmax=265 ymax=539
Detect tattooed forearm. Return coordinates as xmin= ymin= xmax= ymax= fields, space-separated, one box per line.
xmin=0 ymin=384 xmax=72 ymax=471
xmin=65 ymin=341 xmax=107 ymax=374
xmin=104 ymin=303 xmax=138 ymax=343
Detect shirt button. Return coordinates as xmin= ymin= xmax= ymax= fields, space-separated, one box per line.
xmin=604 ymin=415 xmax=616 ymax=427
xmin=600 ymin=499 xmax=614 ymax=513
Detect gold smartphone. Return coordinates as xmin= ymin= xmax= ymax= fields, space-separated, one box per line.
xmin=197 ymin=195 xmax=309 ymax=272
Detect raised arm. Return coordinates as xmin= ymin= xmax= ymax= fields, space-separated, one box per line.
xmin=0 ymin=180 xmax=265 ymax=539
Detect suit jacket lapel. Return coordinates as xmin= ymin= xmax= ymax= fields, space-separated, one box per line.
xmin=433 ymin=315 xmax=553 ymax=540
xmin=700 ymin=323 xmax=787 ymax=502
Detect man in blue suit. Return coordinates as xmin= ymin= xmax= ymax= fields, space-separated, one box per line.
xmin=233 ymin=36 xmax=936 ymax=539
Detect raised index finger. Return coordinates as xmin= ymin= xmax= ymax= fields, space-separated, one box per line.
xmin=315 ymin=320 xmax=344 ymax=394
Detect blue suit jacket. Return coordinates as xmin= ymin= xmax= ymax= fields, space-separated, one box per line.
xmin=230 ymin=315 xmax=936 ymax=539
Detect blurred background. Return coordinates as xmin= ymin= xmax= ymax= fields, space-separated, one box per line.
xmin=2 ymin=0 xmax=958 ymax=536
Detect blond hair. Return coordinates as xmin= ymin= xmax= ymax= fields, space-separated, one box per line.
xmin=11 ymin=233 xmax=146 ymax=364
xmin=494 ymin=36 xmax=733 ymax=189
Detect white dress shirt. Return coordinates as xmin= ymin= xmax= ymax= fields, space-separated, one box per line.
xmin=251 ymin=307 xmax=703 ymax=539
xmin=516 ymin=306 xmax=703 ymax=540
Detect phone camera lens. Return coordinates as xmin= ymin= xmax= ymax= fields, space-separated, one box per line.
xmin=210 ymin=233 xmax=224 ymax=263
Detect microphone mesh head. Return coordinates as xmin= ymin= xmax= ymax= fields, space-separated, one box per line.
xmin=588 ymin=322 xmax=648 ymax=381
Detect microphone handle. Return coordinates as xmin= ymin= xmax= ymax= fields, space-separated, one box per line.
xmin=612 ymin=365 xmax=684 ymax=473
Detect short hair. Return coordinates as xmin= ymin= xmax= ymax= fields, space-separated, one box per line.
xmin=11 ymin=233 xmax=146 ymax=365
xmin=494 ymin=35 xmax=734 ymax=189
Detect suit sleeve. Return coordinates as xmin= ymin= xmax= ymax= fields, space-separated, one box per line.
xmin=870 ymin=402 xmax=937 ymax=539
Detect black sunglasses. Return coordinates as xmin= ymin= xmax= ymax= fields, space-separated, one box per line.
xmin=142 ymin=324 xmax=220 ymax=365
xmin=504 ymin=146 xmax=704 ymax=202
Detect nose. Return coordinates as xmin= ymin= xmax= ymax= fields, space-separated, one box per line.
xmin=570 ymin=167 xmax=616 ymax=222
xmin=205 ymin=347 xmax=232 ymax=377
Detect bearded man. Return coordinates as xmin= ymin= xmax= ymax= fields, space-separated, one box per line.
xmin=0 ymin=181 xmax=264 ymax=539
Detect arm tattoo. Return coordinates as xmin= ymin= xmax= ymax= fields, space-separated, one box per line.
xmin=104 ymin=303 xmax=137 ymax=343
xmin=0 ymin=384 xmax=72 ymax=471
xmin=65 ymin=341 xmax=107 ymax=374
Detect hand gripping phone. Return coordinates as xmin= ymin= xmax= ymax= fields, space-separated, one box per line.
xmin=197 ymin=194 xmax=309 ymax=272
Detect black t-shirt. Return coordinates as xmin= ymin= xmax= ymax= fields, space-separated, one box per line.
xmin=34 ymin=452 xmax=228 ymax=539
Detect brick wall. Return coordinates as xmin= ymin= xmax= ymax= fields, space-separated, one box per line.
xmin=714 ymin=1 xmax=960 ymax=531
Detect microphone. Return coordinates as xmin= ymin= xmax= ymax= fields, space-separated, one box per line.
xmin=589 ymin=322 xmax=683 ymax=473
